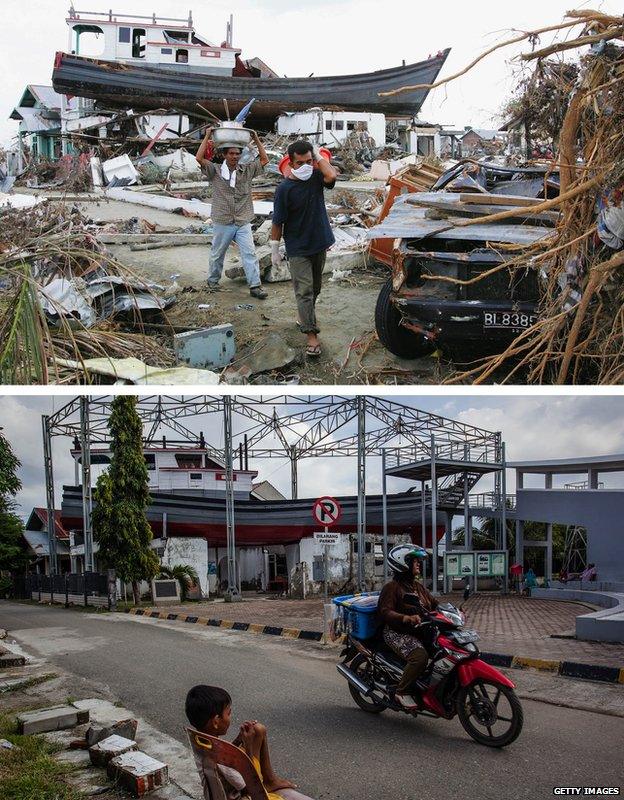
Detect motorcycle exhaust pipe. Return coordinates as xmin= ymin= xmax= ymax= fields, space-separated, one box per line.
xmin=336 ymin=663 xmax=372 ymax=696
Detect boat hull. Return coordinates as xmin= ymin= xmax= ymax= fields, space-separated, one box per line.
xmin=52 ymin=50 xmax=450 ymax=125
xmin=61 ymin=486 xmax=443 ymax=547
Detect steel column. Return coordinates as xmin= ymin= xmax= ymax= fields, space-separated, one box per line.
xmin=290 ymin=446 xmax=298 ymax=500
xmin=356 ymin=396 xmax=366 ymax=591
xmin=381 ymin=449 xmax=388 ymax=584
xmin=80 ymin=396 xmax=94 ymax=573
xmin=430 ymin=434 xmax=438 ymax=595
xmin=223 ymin=396 xmax=239 ymax=600
xmin=420 ymin=480 xmax=427 ymax=583
xmin=501 ymin=440 xmax=508 ymax=592
xmin=42 ymin=416 xmax=58 ymax=575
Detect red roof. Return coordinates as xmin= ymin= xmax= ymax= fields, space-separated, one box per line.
xmin=32 ymin=508 xmax=70 ymax=540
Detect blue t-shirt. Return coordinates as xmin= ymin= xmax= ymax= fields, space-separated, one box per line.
xmin=272 ymin=170 xmax=336 ymax=258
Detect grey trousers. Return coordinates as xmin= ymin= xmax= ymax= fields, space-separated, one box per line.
xmin=289 ymin=251 xmax=326 ymax=335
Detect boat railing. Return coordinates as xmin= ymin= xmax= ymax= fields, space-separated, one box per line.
xmin=68 ymin=6 xmax=193 ymax=27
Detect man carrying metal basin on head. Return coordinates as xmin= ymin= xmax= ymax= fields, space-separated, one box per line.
xmin=196 ymin=124 xmax=269 ymax=299
xmin=270 ymin=141 xmax=338 ymax=357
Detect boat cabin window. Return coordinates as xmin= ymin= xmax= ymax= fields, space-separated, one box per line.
xmin=190 ymin=473 xmax=203 ymax=481
xmin=347 ymin=122 xmax=355 ymax=131
xmin=165 ymin=30 xmax=190 ymax=43
xmin=144 ymin=454 xmax=156 ymax=471
xmin=132 ymin=28 xmax=146 ymax=59
xmin=72 ymin=24 xmax=105 ymax=57
xmin=118 ymin=27 xmax=131 ymax=44
xmin=325 ymin=120 xmax=332 ymax=131
xmin=175 ymin=453 xmax=202 ymax=469
xmin=335 ymin=120 xmax=344 ymax=131
xmin=176 ymin=49 xmax=189 ymax=64
xmin=161 ymin=48 xmax=173 ymax=55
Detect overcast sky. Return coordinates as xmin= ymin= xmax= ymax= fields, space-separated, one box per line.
xmin=1 ymin=0 xmax=619 ymax=146
xmin=3 ymin=393 xmax=624 ymax=522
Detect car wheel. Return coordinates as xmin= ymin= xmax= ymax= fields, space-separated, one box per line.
xmin=375 ymin=279 xmax=435 ymax=359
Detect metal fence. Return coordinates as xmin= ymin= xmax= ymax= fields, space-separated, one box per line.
xmin=13 ymin=571 xmax=115 ymax=609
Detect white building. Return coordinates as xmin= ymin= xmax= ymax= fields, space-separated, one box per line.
xmin=277 ymin=109 xmax=386 ymax=148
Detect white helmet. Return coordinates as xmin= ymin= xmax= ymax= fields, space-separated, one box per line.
xmin=387 ymin=544 xmax=428 ymax=575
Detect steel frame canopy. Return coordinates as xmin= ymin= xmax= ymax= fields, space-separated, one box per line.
xmin=42 ymin=395 xmax=500 ymax=593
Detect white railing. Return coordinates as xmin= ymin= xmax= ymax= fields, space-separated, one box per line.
xmin=466 ymin=492 xmax=516 ymax=510
xmin=68 ymin=7 xmax=193 ymax=26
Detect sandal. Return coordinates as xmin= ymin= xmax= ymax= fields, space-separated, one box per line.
xmin=306 ymin=344 xmax=322 ymax=357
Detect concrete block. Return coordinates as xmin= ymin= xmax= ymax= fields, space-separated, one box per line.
xmin=17 ymin=705 xmax=90 ymax=735
xmin=90 ymin=734 xmax=137 ymax=767
xmin=108 ymin=750 xmax=169 ymax=797
xmin=86 ymin=718 xmax=139 ymax=748
xmin=173 ymin=324 xmax=236 ymax=370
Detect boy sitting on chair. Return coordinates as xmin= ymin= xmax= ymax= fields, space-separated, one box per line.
xmin=185 ymin=685 xmax=313 ymax=800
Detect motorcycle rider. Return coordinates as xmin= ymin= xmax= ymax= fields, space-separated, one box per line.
xmin=378 ymin=545 xmax=438 ymax=710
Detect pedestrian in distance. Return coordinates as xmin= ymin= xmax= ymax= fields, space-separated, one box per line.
xmin=195 ymin=127 xmax=269 ymax=299
xmin=270 ymin=140 xmax=338 ymax=357
xmin=185 ymin=685 xmax=314 ymax=800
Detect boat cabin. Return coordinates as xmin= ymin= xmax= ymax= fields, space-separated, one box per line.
xmin=66 ymin=5 xmax=239 ymax=76
xmin=70 ymin=443 xmax=258 ymax=498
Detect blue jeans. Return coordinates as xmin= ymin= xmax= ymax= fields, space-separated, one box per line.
xmin=208 ymin=223 xmax=261 ymax=288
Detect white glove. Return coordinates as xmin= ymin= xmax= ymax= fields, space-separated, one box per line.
xmin=312 ymin=144 xmax=324 ymax=162
xmin=270 ymin=240 xmax=283 ymax=268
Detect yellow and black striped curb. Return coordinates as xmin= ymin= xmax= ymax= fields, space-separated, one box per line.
xmin=124 ymin=607 xmax=323 ymax=643
xmin=480 ymin=651 xmax=624 ymax=685
xmin=124 ymin=609 xmax=624 ymax=684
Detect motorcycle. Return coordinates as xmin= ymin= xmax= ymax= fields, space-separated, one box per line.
xmin=336 ymin=602 xmax=523 ymax=747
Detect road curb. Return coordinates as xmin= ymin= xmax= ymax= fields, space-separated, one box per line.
xmin=125 ymin=608 xmax=324 ymax=642
xmin=124 ymin=609 xmax=624 ymax=683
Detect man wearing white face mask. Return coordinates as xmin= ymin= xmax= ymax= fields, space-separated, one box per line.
xmin=271 ymin=140 xmax=337 ymax=357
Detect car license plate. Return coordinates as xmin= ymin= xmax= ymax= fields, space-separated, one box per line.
xmin=483 ymin=311 xmax=537 ymax=329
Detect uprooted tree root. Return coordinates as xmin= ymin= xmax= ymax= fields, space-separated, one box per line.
xmin=387 ymin=8 xmax=624 ymax=385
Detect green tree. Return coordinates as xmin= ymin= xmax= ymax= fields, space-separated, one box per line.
xmin=159 ymin=564 xmax=199 ymax=603
xmin=92 ymin=397 xmax=159 ymax=605
xmin=0 ymin=428 xmax=28 ymax=578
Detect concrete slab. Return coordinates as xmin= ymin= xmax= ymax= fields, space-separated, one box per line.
xmin=108 ymin=750 xmax=169 ymax=797
xmin=90 ymin=734 xmax=137 ymax=766
xmin=17 ymin=705 xmax=90 ymax=734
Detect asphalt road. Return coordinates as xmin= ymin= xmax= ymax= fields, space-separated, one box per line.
xmin=2 ymin=602 xmax=622 ymax=800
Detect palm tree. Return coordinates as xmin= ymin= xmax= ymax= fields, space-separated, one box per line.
xmin=159 ymin=564 xmax=199 ymax=603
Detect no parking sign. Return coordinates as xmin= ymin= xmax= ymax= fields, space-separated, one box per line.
xmin=312 ymin=496 xmax=342 ymax=527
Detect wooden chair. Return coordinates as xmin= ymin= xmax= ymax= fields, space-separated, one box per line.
xmin=186 ymin=727 xmax=270 ymax=800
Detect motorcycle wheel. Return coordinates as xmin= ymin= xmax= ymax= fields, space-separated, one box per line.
xmin=456 ymin=680 xmax=523 ymax=747
xmin=347 ymin=654 xmax=387 ymax=714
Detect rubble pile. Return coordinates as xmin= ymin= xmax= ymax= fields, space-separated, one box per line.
xmin=0 ymin=201 xmax=177 ymax=384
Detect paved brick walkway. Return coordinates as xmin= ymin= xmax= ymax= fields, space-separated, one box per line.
xmin=141 ymin=593 xmax=624 ymax=668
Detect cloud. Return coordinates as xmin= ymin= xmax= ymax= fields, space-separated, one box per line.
xmin=2 ymin=394 xmax=624 ymax=519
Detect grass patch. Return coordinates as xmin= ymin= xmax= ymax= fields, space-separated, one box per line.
xmin=0 ymin=674 xmax=58 ymax=694
xmin=0 ymin=713 xmax=80 ymax=800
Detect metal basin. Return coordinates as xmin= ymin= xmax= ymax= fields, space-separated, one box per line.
xmin=212 ymin=125 xmax=252 ymax=150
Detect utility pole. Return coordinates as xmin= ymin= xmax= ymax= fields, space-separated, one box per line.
xmin=381 ymin=448 xmax=388 ymax=584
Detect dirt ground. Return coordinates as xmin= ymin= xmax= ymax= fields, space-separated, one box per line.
xmin=71 ymin=195 xmax=454 ymax=385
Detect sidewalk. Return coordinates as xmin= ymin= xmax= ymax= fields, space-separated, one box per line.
xmin=136 ymin=593 xmax=624 ymax=670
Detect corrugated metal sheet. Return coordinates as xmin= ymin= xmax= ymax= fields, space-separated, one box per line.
xmin=367 ymin=195 xmax=552 ymax=244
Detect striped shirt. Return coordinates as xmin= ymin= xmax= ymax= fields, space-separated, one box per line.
xmin=202 ymin=159 xmax=264 ymax=225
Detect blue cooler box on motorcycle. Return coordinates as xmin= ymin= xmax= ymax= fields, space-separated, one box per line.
xmin=333 ymin=592 xmax=380 ymax=639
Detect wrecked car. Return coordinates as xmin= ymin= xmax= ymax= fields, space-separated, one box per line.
xmin=369 ymin=163 xmax=557 ymax=360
